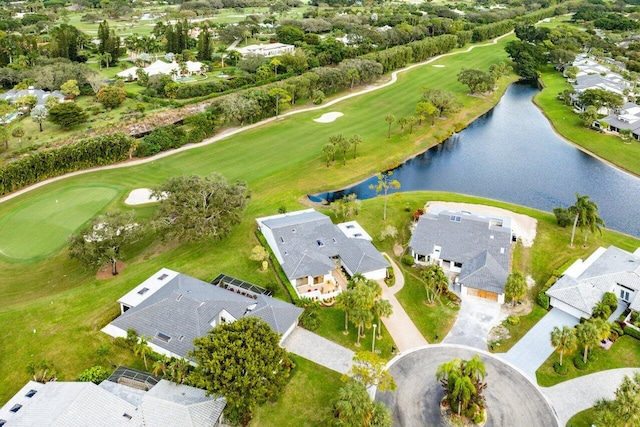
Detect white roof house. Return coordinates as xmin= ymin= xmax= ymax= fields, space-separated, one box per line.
xmin=547 ymin=245 xmax=640 ymax=319
xmin=116 ymin=60 xmax=204 ymax=81
xmin=230 ymin=43 xmax=294 ymax=58
xmin=102 ymin=269 xmax=302 ymax=360
xmin=256 ymin=209 xmax=389 ymax=301
xmin=0 ymin=371 xmax=226 ymax=427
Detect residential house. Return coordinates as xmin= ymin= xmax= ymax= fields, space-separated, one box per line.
xmin=117 ymin=60 xmax=204 ymax=81
xmin=230 ymin=43 xmax=294 ymax=58
xmin=547 ymin=245 xmax=640 ymax=319
xmin=0 ymin=87 xmax=66 ymax=106
xmin=408 ymin=207 xmax=513 ymax=302
xmin=102 ymin=269 xmax=302 ymax=360
xmin=256 ymin=209 xmax=389 ymax=301
xmin=596 ymin=102 xmax=640 ymax=139
xmin=0 ymin=367 xmax=225 ymax=426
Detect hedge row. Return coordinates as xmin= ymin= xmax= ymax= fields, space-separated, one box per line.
xmin=0 ymin=133 xmax=135 ymax=196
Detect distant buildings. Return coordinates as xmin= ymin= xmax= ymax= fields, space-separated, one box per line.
xmin=117 ymin=60 xmax=205 ymax=81
xmin=229 ymin=43 xmax=295 ymax=58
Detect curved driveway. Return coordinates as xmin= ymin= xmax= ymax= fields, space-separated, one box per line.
xmin=376 ymin=345 xmax=558 ymax=427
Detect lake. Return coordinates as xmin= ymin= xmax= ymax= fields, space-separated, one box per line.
xmin=312 ymin=82 xmax=640 ymax=238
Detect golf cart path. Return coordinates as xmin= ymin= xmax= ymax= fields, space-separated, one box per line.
xmin=0 ymin=31 xmax=514 ymax=205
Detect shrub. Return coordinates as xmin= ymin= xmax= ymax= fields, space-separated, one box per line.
xmin=624 ymin=326 xmax=640 ymax=340
xmin=610 ymin=321 xmax=624 ymax=337
xmin=78 ymin=366 xmax=110 ymax=384
xmin=401 ymin=255 xmax=415 ymax=266
xmin=553 ymin=362 xmax=568 ymax=375
xmin=473 ymin=413 xmax=485 ymax=425
xmin=553 ymin=207 xmax=572 ymax=227
xmin=506 ymin=315 xmax=520 ymax=326
xmin=603 ymin=292 xmax=618 ymax=311
xmin=537 ymin=292 xmax=550 ymax=309
xmin=114 ymin=337 xmax=129 ymax=348
xmin=631 ymin=311 xmax=639 ymax=323
xmin=573 ymin=356 xmax=588 ymax=370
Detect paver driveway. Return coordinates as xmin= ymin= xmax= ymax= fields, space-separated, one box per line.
xmin=500 ymin=308 xmax=579 ymax=380
xmin=283 ymin=326 xmax=354 ymax=374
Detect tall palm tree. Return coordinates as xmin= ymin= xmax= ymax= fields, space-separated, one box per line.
xmin=550 ymin=326 xmax=577 ymax=366
xmin=133 ymin=335 xmax=153 ymax=369
xmin=336 ymin=291 xmax=354 ymax=334
xmin=372 ymin=299 xmax=393 ymax=339
xmin=569 ymin=193 xmax=604 ymax=247
xmin=384 ymin=114 xmax=395 ymax=138
xmin=575 ymin=321 xmax=599 ymax=363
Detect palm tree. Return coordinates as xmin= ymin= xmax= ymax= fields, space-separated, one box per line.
xmin=152 ymin=357 xmax=169 ymax=376
xmin=384 ymin=114 xmax=395 ymax=138
xmin=408 ymin=116 xmax=417 ymax=134
xmin=575 ymin=321 xmax=599 ymax=363
xmin=372 ymin=299 xmax=393 ymax=339
xmin=322 ymin=143 xmax=335 ymax=167
xmin=369 ymin=171 xmax=401 ymax=221
xmin=550 ymin=326 xmax=577 ymax=366
xmin=350 ymin=134 xmax=362 ymax=159
xmin=336 ymin=291 xmax=355 ymax=334
xmin=422 ymin=264 xmax=449 ymax=304
xmin=568 ymin=193 xmax=604 ymax=247
xmin=350 ymin=306 xmax=373 ymax=346
xmin=133 ymin=335 xmax=153 ymax=369
xmin=397 ymin=117 xmax=408 ymax=132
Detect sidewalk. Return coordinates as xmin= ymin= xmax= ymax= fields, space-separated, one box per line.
xmin=378 ymin=253 xmax=428 ymax=353
xmin=283 ymin=327 xmax=354 ymax=374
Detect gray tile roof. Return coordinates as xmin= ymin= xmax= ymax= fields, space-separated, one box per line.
xmin=0 ymin=378 xmax=225 ymax=427
xmin=0 ymin=88 xmax=65 ymax=106
xmin=409 ymin=210 xmax=512 ymax=293
xmin=548 ymin=246 xmax=640 ymax=316
xmin=109 ymin=272 xmax=302 ymax=359
xmin=258 ymin=210 xmax=389 ymax=280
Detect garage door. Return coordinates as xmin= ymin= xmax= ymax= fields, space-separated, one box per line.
xmin=467 ymin=288 xmax=499 ymax=301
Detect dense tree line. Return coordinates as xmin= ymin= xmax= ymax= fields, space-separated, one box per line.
xmin=0 ymin=133 xmax=135 ymax=195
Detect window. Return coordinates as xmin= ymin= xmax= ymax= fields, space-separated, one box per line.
xmin=25 ymin=389 xmax=37 ymax=398
xmin=620 ymin=289 xmax=630 ymax=301
xmin=450 ymin=215 xmax=461 ymax=222
xmin=454 ymin=262 xmax=463 ymax=268
xmin=156 ymin=332 xmax=171 ymax=342
xmin=10 ymin=404 xmax=22 ymax=413
xmin=137 ymin=287 xmax=149 ymax=295
xmin=158 ymin=274 xmax=168 ymax=280
xmin=220 ymin=317 xmax=227 ymax=323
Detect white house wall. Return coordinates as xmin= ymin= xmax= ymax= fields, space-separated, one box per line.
xmin=550 ymin=297 xmax=588 ymax=320
xmin=363 ymin=269 xmax=387 ymax=281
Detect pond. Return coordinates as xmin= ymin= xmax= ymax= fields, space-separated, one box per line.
xmin=312 ymin=82 xmax=640 ymax=238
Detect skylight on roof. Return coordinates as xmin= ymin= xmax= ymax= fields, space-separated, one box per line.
xmin=25 ymin=389 xmax=37 ymax=398
xmin=10 ymin=404 xmax=21 ymax=413
xmin=123 ymin=413 xmax=132 ymax=420
xmin=158 ymin=274 xmax=168 ymax=280
xmin=317 ymin=239 xmax=324 ymax=247
xmin=156 ymin=332 xmax=171 ymax=342
xmin=137 ymin=287 xmax=149 ymax=295
xmin=0 ymin=419 xmax=6 ymax=426
xmin=450 ymin=215 xmax=461 ymax=222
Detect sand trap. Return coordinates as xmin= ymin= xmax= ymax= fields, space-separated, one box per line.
xmin=424 ymin=201 xmax=537 ymax=247
xmin=432 ymin=64 xmax=445 ymax=68
xmin=124 ymin=188 xmax=165 ymax=205
xmin=314 ymin=112 xmax=343 ymax=123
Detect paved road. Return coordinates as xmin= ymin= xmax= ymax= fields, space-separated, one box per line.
xmin=378 ymin=253 xmax=428 ymax=352
xmin=376 ymin=345 xmax=558 ymax=427
xmin=542 ymin=368 xmax=640 ymax=425
xmin=500 ymin=308 xmax=579 ymax=380
xmin=443 ymin=294 xmax=505 ymax=350
xmin=282 ymin=326 xmax=354 ymax=374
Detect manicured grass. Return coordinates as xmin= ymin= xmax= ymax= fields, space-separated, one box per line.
xmin=395 ymin=265 xmax=460 ymax=343
xmin=250 ymin=354 xmax=342 ymax=427
xmin=535 ymin=66 xmax=640 ymax=177
xmin=566 ymin=407 xmax=596 ymax=427
xmin=4 ymin=36 xmax=640 ymax=406
xmin=536 ymin=336 xmax=640 ymax=387
xmin=490 ymin=305 xmax=548 ymax=353
xmin=314 ymin=307 xmax=396 ymax=359
xmin=0 ymin=184 xmax=119 ymax=260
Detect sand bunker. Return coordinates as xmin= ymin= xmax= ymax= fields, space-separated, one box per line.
xmin=314 ymin=112 xmax=344 ymax=123
xmin=432 ymin=65 xmax=445 ymax=68
xmin=424 ymin=201 xmax=538 ymax=247
xmin=124 ymin=188 xmax=165 ymax=205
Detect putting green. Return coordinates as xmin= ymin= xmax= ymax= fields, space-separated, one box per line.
xmin=0 ymin=185 xmax=119 ymax=261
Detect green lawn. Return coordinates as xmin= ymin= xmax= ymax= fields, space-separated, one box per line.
xmin=250 ymin=355 xmax=342 ymax=426
xmin=536 ymin=336 xmax=640 ymax=387
xmin=566 ymin=407 xmax=596 ymax=427
xmin=490 ymin=305 xmax=548 ymax=353
xmin=0 ymin=184 xmax=119 ymax=260
xmin=535 ymin=66 xmax=640 ymax=177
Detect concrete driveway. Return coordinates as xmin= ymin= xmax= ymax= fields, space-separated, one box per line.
xmin=283 ymin=327 xmax=354 ymax=374
xmin=500 ymin=308 xmax=579 ymax=380
xmin=443 ymin=294 xmax=505 ymax=349
xmin=376 ymin=345 xmax=558 ymax=427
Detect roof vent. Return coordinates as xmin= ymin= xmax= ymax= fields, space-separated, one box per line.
xmin=317 ymin=239 xmax=324 ymax=247
xmin=176 ymin=294 xmax=183 ymax=301
xmin=158 ymin=273 xmax=168 ymax=280
xmin=123 ymin=413 xmax=132 ymax=420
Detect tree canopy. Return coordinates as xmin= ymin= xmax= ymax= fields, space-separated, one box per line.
xmin=48 ymin=102 xmax=88 ymax=129
xmin=68 ymin=210 xmax=143 ymax=275
xmin=331 ymin=380 xmax=392 ymax=427
xmin=152 ymin=174 xmax=248 ymax=243
xmin=191 ymin=317 xmax=292 ymax=423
